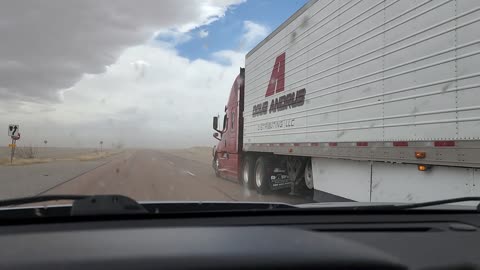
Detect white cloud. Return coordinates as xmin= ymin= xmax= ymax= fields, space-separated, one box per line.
xmin=199 ymin=29 xmax=209 ymax=38
xmin=155 ymin=30 xmax=193 ymax=46
xmin=240 ymin=20 xmax=270 ymax=51
xmin=212 ymin=50 xmax=245 ymax=66
xmin=0 ymin=44 xmax=245 ymax=148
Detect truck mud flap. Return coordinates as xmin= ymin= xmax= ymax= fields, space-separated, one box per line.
xmin=269 ymin=167 xmax=291 ymax=191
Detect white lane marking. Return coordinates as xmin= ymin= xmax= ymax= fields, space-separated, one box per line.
xmin=185 ymin=171 xmax=196 ymax=177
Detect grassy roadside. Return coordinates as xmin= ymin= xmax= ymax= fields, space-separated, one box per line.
xmin=0 ymin=158 xmax=53 ymax=166
xmin=0 ymin=150 xmax=124 ymax=166
xmin=75 ymin=151 xmax=123 ymax=161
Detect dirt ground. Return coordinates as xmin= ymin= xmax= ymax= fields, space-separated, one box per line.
xmin=0 ymin=146 xmax=122 ymax=166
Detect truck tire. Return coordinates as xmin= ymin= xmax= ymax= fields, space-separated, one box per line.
xmin=304 ymin=159 xmax=314 ymax=190
xmin=254 ymin=156 xmax=272 ymax=194
xmin=241 ymin=156 xmax=255 ymax=189
xmin=212 ymin=157 xmax=220 ymax=178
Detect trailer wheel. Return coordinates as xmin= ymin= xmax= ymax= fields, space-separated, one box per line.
xmin=255 ymin=157 xmax=271 ymax=194
xmin=241 ymin=156 xmax=255 ymax=189
xmin=304 ymin=159 xmax=314 ymax=190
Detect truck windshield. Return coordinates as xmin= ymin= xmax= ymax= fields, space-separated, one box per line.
xmin=1 ymin=0 xmax=480 ymax=211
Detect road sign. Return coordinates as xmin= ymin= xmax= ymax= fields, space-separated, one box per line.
xmin=8 ymin=124 xmax=19 ymax=136
xmin=8 ymin=125 xmax=20 ymax=164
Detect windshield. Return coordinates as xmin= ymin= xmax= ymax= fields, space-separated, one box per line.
xmin=1 ymin=0 xmax=480 ymax=210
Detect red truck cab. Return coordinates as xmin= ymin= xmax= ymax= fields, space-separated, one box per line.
xmin=212 ymin=68 xmax=245 ymax=182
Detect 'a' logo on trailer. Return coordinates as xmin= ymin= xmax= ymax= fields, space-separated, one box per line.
xmin=265 ymin=52 xmax=286 ymax=97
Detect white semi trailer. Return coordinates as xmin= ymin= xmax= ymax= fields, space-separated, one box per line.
xmin=212 ymin=0 xmax=480 ymax=203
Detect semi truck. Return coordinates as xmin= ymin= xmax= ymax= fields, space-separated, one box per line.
xmin=212 ymin=0 xmax=480 ymax=202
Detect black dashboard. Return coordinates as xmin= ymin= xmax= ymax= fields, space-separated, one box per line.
xmin=0 ymin=210 xmax=479 ymax=270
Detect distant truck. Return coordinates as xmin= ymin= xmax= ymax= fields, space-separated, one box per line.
xmin=212 ymin=0 xmax=480 ymax=202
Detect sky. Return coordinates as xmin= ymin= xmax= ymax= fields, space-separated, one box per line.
xmin=0 ymin=0 xmax=307 ymax=148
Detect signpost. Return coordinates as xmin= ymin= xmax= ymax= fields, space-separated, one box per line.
xmin=100 ymin=141 xmax=103 ymax=152
xmin=8 ymin=124 xmax=20 ymax=164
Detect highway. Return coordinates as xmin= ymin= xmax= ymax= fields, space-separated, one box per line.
xmin=3 ymin=149 xmax=312 ymax=204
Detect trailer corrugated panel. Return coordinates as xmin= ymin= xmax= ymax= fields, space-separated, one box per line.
xmin=243 ymin=0 xmax=480 ymax=147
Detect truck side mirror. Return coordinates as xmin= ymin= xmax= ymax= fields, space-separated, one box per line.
xmin=213 ymin=132 xmax=220 ymax=141
xmin=213 ymin=116 xmax=219 ymax=130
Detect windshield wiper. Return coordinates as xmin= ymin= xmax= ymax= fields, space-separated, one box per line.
xmin=393 ymin=196 xmax=480 ymax=211
xmin=0 ymin=195 xmax=88 ymax=208
xmin=308 ymin=197 xmax=480 ymax=211
xmin=0 ymin=194 xmax=148 ymax=216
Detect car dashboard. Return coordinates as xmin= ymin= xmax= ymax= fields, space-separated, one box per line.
xmin=0 ymin=208 xmax=479 ymax=270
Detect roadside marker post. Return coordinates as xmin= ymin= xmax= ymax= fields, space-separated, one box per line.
xmin=8 ymin=124 xmax=21 ymax=164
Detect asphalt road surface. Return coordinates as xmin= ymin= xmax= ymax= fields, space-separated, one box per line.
xmin=0 ymin=159 xmax=110 ymax=199
xmin=39 ymin=149 xmax=313 ymax=204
